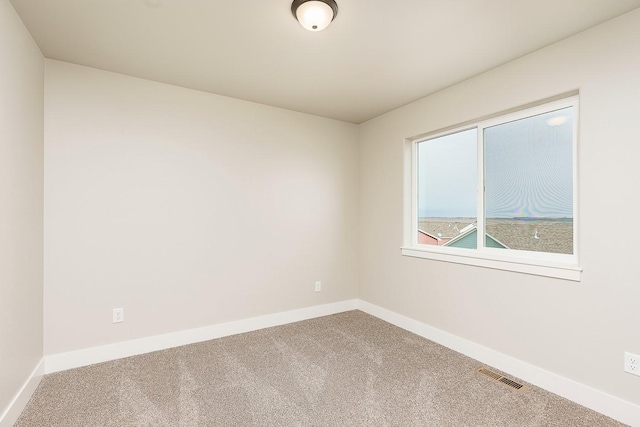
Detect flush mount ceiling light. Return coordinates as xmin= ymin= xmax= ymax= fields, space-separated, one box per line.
xmin=291 ymin=0 xmax=338 ymax=32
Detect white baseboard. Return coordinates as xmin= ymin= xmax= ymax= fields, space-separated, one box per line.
xmin=356 ymin=300 xmax=640 ymax=427
xmin=0 ymin=358 xmax=45 ymax=427
xmin=40 ymin=298 xmax=640 ymax=425
xmin=45 ymin=299 xmax=359 ymax=374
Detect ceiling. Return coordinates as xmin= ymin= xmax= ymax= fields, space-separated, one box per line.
xmin=10 ymin=0 xmax=640 ymax=124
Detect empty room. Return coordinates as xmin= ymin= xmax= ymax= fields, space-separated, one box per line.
xmin=2 ymin=0 xmax=640 ymax=425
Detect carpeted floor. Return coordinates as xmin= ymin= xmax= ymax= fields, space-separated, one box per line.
xmin=16 ymin=311 xmax=626 ymax=426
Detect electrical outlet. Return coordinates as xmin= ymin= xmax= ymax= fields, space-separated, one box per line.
xmin=315 ymin=281 xmax=321 ymax=292
xmin=113 ymin=307 xmax=124 ymax=323
xmin=624 ymin=352 xmax=640 ymax=376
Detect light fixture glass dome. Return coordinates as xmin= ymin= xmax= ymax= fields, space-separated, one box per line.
xmin=292 ymin=0 xmax=338 ymax=32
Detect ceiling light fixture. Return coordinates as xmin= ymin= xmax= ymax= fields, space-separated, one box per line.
xmin=546 ymin=116 xmax=568 ymax=127
xmin=291 ymin=0 xmax=338 ymax=32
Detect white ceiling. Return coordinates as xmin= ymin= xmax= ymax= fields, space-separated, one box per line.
xmin=10 ymin=0 xmax=640 ymax=123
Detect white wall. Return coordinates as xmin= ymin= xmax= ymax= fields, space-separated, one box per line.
xmin=0 ymin=0 xmax=44 ymax=418
xmin=44 ymin=60 xmax=359 ymax=355
xmin=359 ymin=8 xmax=640 ymax=406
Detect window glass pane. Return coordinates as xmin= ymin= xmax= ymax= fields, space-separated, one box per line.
xmin=483 ymin=107 xmax=573 ymax=254
xmin=417 ymin=129 xmax=477 ymax=248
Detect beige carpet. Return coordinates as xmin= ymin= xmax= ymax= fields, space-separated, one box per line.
xmin=16 ymin=311 xmax=626 ymax=426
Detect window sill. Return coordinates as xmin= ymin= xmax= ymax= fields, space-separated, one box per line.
xmin=401 ymin=246 xmax=582 ymax=281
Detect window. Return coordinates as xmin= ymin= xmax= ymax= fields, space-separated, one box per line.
xmin=403 ymin=97 xmax=580 ymax=280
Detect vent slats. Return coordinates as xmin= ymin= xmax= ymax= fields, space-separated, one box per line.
xmin=477 ymin=368 xmax=502 ymax=380
xmin=498 ymin=377 xmax=524 ymax=390
xmin=476 ymin=368 xmax=526 ymax=392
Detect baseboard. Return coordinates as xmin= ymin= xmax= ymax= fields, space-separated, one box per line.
xmin=39 ymin=298 xmax=640 ymax=425
xmin=356 ymin=300 xmax=640 ymax=427
xmin=45 ymin=299 xmax=359 ymax=374
xmin=0 ymin=358 xmax=45 ymax=427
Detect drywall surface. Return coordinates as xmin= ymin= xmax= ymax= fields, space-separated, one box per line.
xmin=44 ymin=60 xmax=359 ymax=355
xmin=358 ymin=9 xmax=640 ymax=405
xmin=0 ymin=0 xmax=44 ymax=417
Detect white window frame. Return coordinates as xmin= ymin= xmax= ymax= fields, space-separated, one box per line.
xmin=402 ymin=96 xmax=581 ymax=281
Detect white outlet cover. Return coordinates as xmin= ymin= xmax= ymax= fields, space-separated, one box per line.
xmin=315 ymin=281 xmax=321 ymax=292
xmin=624 ymin=352 xmax=640 ymax=376
xmin=113 ymin=308 xmax=124 ymax=323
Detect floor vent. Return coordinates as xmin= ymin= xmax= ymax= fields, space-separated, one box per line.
xmin=477 ymin=368 xmax=526 ymax=392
